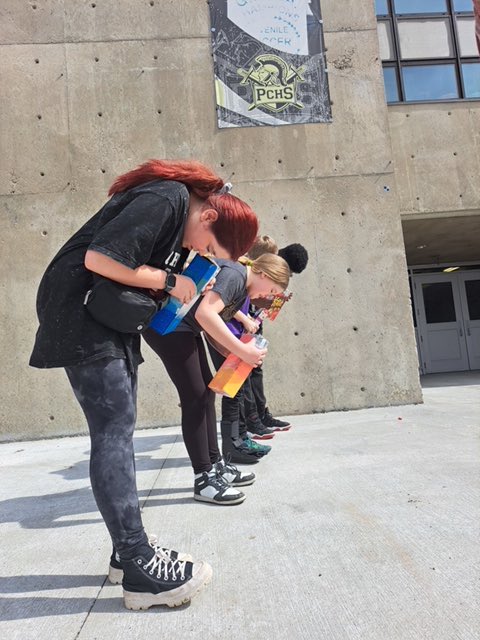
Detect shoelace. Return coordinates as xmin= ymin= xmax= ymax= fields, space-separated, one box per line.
xmin=142 ymin=553 xmax=187 ymax=581
xmin=148 ymin=534 xmax=176 ymax=560
xmin=214 ymin=469 xmax=231 ymax=488
xmin=219 ymin=455 xmax=240 ymax=477
xmin=224 ymin=460 xmax=239 ymax=473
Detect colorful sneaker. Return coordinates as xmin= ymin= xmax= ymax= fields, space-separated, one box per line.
xmin=194 ymin=470 xmax=246 ymax=505
xmin=262 ymin=407 xmax=291 ymax=431
xmin=226 ymin=440 xmax=261 ymax=465
xmin=108 ymin=534 xmax=193 ymax=584
xmin=247 ymin=424 xmax=276 ymax=440
xmin=122 ymin=545 xmax=212 ymax=610
xmin=215 ymin=458 xmax=256 ymax=486
xmin=238 ymin=436 xmax=272 ymax=456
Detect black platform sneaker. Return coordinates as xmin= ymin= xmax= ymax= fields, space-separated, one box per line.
xmin=108 ymin=534 xmax=193 ymax=584
xmin=194 ymin=470 xmax=246 ymax=504
xmin=122 ymin=546 xmax=212 ymax=610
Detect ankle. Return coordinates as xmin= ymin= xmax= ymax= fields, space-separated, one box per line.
xmin=194 ymin=468 xmax=214 ymax=479
xmin=122 ymin=543 xmax=155 ymax=563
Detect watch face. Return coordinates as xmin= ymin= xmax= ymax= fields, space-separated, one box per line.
xmin=166 ymin=273 xmax=176 ymax=291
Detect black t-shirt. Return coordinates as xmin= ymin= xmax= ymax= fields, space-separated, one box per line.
xmin=30 ymin=180 xmax=190 ymax=368
xmin=178 ymin=260 xmax=248 ymax=335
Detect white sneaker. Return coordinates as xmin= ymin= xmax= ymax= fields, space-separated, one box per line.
xmin=194 ymin=470 xmax=246 ymax=505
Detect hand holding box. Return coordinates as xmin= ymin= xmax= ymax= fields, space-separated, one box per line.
xmin=208 ymin=333 xmax=269 ymax=398
xmin=149 ymin=254 xmax=219 ymax=335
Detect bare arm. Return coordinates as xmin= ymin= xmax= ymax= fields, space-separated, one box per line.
xmin=84 ymin=250 xmax=196 ymax=301
xmin=233 ymin=310 xmax=259 ymax=334
xmin=195 ymin=291 xmax=267 ymax=366
xmin=85 ymin=250 xmax=167 ymax=288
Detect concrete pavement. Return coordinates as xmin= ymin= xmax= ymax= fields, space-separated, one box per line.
xmin=0 ymin=375 xmax=479 ymax=639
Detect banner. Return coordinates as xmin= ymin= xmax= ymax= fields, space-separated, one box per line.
xmin=209 ymin=0 xmax=332 ymax=128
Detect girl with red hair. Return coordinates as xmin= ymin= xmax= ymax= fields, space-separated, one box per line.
xmin=29 ymin=159 xmax=259 ymax=611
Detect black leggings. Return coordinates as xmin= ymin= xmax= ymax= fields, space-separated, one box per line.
xmin=247 ymin=364 xmax=266 ymax=421
xmin=65 ymin=357 xmax=148 ymax=561
xmin=143 ymin=329 xmax=220 ymax=474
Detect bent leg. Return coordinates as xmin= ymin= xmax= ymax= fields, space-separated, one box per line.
xmin=143 ymin=329 xmax=213 ymax=474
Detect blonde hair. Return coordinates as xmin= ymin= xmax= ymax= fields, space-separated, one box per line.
xmin=247 ymin=235 xmax=278 ymax=260
xmin=240 ymin=253 xmax=290 ymax=290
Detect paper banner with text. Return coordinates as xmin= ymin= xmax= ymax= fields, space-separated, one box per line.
xmin=209 ymin=0 xmax=332 ymax=128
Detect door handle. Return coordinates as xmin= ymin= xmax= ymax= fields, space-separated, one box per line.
xmin=467 ymin=327 xmax=471 ymax=336
xmin=459 ymin=328 xmax=463 ymax=337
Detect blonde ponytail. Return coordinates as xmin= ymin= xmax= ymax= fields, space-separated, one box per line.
xmin=248 ymin=254 xmax=291 ymax=290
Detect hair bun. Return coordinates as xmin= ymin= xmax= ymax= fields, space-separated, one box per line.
xmin=278 ymin=243 xmax=309 ymax=273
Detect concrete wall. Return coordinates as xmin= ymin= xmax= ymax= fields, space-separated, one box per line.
xmin=388 ymin=102 xmax=480 ymax=217
xmin=0 ymin=0 xmax=422 ymax=441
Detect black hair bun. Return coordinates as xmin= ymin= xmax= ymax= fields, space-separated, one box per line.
xmin=278 ymin=243 xmax=309 ymax=273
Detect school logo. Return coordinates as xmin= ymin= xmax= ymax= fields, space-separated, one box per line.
xmin=238 ymin=54 xmax=305 ymax=113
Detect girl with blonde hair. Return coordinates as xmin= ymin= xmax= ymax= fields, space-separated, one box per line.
xmin=143 ymin=252 xmax=291 ymax=504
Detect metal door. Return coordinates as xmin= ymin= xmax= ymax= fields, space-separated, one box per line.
xmin=412 ymin=274 xmax=469 ymax=373
xmin=458 ymin=273 xmax=480 ymax=370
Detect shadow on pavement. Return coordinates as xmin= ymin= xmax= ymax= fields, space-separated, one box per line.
xmin=51 ymin=454 xmax=190 ymax=481
xmin=0 ymin=486 xmax=193 ymax=529
xmin=0 ymin=594 xmax=190 ymax=619
xmin=0 ymin=574 xmax=105 ymax=593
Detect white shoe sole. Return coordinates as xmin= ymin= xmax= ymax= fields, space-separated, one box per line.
xmin=108 ymin=565 xmax=123 ymax=585
xmin=194 ymin=493 xmax=246 ymax=505
xmin=230 ymin=477 xmax=256 ymax=487
xmin=123 ymin=562 xmax=213 ymax=610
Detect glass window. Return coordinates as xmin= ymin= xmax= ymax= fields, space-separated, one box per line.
xmin=378 ymin=21 xmax=395 ymax=60
xmin=383 ymin=67 xmax=400 ymax=101
xmin=402 ymin=64 xmax=459 ymax=100
xmin=465 ymin=280 xmax=480 ymax=321
xmin=394 ymin=0 xmax=447 ymax=14
xmin=375 ymin=0 xmax=389 ymax=15
xmin=398 ymin=19 xmax=454 ymax=58
xmin=462 ymin=63 xmax=480 ymax=97
xmin=453 ymin=0 xmax=475 ymax=12
xmin=456 ymin=17 xmax=478 ymax=56
xmin=422 ymin=282 xmax=456 ymax=323
xmin=378 ymin=0 xmax=479 ymax=103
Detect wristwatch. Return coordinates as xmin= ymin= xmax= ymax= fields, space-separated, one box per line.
xmin=164 ymin=272 xmax=177 ymax=293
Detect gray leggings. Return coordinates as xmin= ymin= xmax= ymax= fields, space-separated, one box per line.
xmin=65 ymin=357 xmax=148 ymax=560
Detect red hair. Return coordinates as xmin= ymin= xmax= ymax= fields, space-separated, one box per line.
xmin=205 ymin=194 xmax=258 ymax=260
xmin=109 ymin=159 xmax=223 ymax=198
xmin=109 ymin=159 xmax=258 ymax=260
